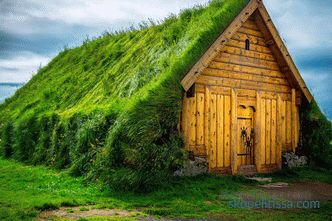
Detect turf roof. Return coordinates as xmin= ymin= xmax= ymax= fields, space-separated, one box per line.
xmin=0 ymin=0 xmax=249 ymax=121
xmin=0 ymin=0 xmax=251 ymax=189
xmin=0 ymin=0 xmax=330 ymax=190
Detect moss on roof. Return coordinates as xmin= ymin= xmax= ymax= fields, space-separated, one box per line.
xmin=0 ymin=0 xmax=249 ymax=120
xmin=0 ymin=0 xmax=252 ymax=190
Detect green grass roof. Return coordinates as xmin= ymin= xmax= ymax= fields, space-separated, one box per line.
xmin=0 ymin=0 xmax=330 ymax=190
xmin=0 ymin=0 xmax=253 ymax=190
xmin=0 ymin=0 xmax=249 ymax=121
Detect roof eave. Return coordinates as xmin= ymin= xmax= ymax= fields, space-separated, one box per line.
xmin=180 ymin=0 xmax=313 ymax=103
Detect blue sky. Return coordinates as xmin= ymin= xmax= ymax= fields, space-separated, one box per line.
xmin=0 ymin=0 xmax=331 ymax=118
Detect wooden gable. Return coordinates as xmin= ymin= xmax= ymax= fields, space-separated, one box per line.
xmin=181 ymin=0 xmax=312 ymax=102
xmin=196 ymin=15 xmax=291 ymax=95
xmin=180 ymin=0 xmax=308 ymax=175
xmin=181 ymin=14 xmax=301 ymax=173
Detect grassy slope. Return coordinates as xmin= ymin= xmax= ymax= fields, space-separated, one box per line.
xmin=300 ymin=100 xmax=332 ymax=168
xmin=0 ymin=158 xmax=331 ymax=221
xmin=0 ymin=0 xmax=248 ymax=120
xmin=0 ymin=0 xmax=330 ymax=194
xmin=0 ymin=0 xmax=252 ymax=189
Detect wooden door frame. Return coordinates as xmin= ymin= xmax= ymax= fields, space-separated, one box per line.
xmin=231 ymin=90 xmax=259 ymax=174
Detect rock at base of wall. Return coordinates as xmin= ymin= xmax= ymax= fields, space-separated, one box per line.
xmin=174 ymin=157 xmax=208 ymax=177
xmin=283 ymin=152 xmax=308 ymax=169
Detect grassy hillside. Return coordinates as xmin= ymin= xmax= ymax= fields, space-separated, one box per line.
xmin=0 ymin=0 xmax=248 ymax=119
xmin=300 ymin=100 xmax=332 ymax=168
xmin=0 ymin=0 xmax=330 ymax=192
xmin=0 ymin=0 xmax=250 ymax=190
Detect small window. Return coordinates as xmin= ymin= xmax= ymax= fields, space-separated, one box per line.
xmin=245 ymin=39 xmax=250 ymax=50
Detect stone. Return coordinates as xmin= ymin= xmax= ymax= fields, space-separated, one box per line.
xmin=261 ymin=182 xmax=289 ymax=188
xmin=174 ymin=157 xmax=208 ymax=177
xmin=247 ymin=177 xmax=272 ymax=182
xmin=282 ymin=152 xmax=308 ymax=169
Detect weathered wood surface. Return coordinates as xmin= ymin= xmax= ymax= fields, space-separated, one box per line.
xmin=231 ymin=89 xmax=238 ymax=174
xmin=181 ymin=0 xmax=260 ymax=91
xmin=181 ymin=9 xmax=302 ymax=174
xmin=180 ymin=0 xmax=312 ymax=102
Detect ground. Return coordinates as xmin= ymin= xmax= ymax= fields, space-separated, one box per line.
xmin=0 ymin=158 xmax=331 ymax=221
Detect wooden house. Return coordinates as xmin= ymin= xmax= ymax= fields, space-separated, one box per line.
xmin=180 ymin=0 xmax=313 ymax=175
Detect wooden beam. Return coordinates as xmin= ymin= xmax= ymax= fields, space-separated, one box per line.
xmin=181 ymin=0 xmax=259 ymax=91
xmin=253 ymin=12 xmax=296 ymax=87
xmin=231 ymin=89 xmax=238 ymax=174
xmin=291 ymin=88 xmax=297 ymax=152
xmin=205 ymin=86 xmax=211 ymax=169
xmin=276 ymin=94 xmax=282 ymax=169
xmin=181 ymin=0 xmax=312 ymax=103
xmin=255 ymin=91 xmax=261 ymax=172
xmin=255 ymin=4 xmax=313 ymax=102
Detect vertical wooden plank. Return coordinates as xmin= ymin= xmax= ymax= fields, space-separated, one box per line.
xmin=204 ymin=87 xmax=210 ymax=166
xmin=296 ymin=106 xmax=300 ymax=148
xmin=291 ymin=89 xmax=297 ymax=152
xmin=286 ymin=101 xmax=292 ymax=150
xmin=276 ymin=95 xmax=282 ymax=169
xmin=255 ymin=92 xmax=261 ymax=171
xmin=196 ymin=93 xmax=205 ymax=145
xmin=224 ymin=96 xmax=231 ymax=167
xmin=261 ymin=99 xmax=266 ymax=165
xmin=189 ymin=97 xmax=196 ymax=149
xmin=182 ymin=96 xmax=189 ymax=150
xmin=210 ymin=94 xmax=217 ymax=169
xmin=281 ymin=100 xmax=286 ymax=151
xmin=271 ymin=99 xmax=276 ymax=164
xmin=265 ymin=99 xmax=271 ymax=165
xmin=231 ymin=89 xmax=238 ymax=174
xmin=217 ymin=95 xmax=224 ymax=168
xmin=181 ymin=96 xmax=187 ymax=134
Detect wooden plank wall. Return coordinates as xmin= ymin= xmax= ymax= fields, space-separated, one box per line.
xmin=181 ymin=87 xmax=300 ymax=173
xmin=181 ymin=86 xmax=232 ymax=172
xmin=256 ymin=96 xmax=300 ymax=172
xmin=181 ymin=16 xmax=301 ymax=173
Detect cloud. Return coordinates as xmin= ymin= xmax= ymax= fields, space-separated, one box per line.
xmin=0 ymin=0 xmax=210 ymax=82
xmin=302 ymin=69 xmax=332 ymax=117
xmin=0 ymin=51 xmax=51 ymax=82
xmin=264 ymin=0 xmax=332 ymax=49
xmin=264 ymin=0 xmax=332 ymax=118
xmin=0 ymin=0 xmax=331 ymax=118
xmin=1 ymin=0 xmax=210 ymax=36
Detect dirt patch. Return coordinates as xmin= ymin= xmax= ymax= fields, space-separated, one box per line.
xmin=38 ymin=206 xmax=139 ymax=220
xmin=138 ymin=217 xmax=218 ymax=221
xmin=259 ymin=181 xmax=332 ymax=201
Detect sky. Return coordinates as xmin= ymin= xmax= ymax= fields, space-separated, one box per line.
xmin=0 ymin=0 xmax=331 ymax=118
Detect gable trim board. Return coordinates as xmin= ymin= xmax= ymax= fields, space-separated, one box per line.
xmin=181 ymin=0 xmax=312 ymax=102
xmin=180 ymin=0 xmax=309 ymax=175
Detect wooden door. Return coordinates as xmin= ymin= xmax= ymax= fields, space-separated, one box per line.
xmin=237 ymin=105 xmax=255 ymax=166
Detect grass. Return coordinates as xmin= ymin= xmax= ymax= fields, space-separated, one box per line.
xmin=0 ymin=0 xmax=331 ymax=218
xmin=0 ymin=0 xmax=249 ymax=120
xmin=0 ymin=158 xmax=331 ymax=221
xmin=0 ymin=0 xmax=252 ymax=189
xmin=0 ymin=0 xmax=330 ymax=192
